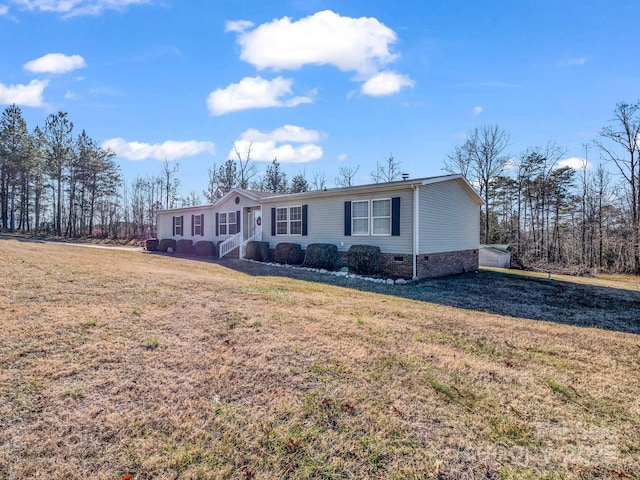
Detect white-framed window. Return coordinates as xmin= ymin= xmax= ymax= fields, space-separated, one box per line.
xmin=276 ymin=207 xmax=288 ymax=235
xmin=372 ymin=199 xmax=391 ymax=235
xmin=352 ymin=200 xmax=369 ymax=235
xmin=289 ymin=206 xmax=302 ymax=235
xmin=193 ymin=215 xmax=202 ymax=236
xmin=173 ymin=216 xmax=182 ymax=236
xmin=351 ymin=199 xmax=391 ymax=236
xmin=219 ymin=211 xmax=238 ymax=236
xmin=275 ymin=206 xmax=303 ymax=235
xmin=228 ymin=211 xmax=238 ymax=235
xmin=218 ymin=212 xmax=227 ymax=236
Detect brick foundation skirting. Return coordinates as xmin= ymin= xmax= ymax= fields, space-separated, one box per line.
xmin=380 ymin=253 xmax=413 ymax=279
xmin=416 ymin=249 xmax=478 ymax=278
xmin=265 ymin=247 xmax=478 ymax=279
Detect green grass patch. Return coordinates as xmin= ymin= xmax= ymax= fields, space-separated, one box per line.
xmin=83 ymin=317 xmax=97 ymax=327
xmin=64 ymin=384 xmax=87 ymax=398
xmin=146 ymin=336 xmax=159 ymax=350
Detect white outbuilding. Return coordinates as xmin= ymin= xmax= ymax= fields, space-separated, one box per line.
xmin=479 ymin=244 xmax=511 ymax=268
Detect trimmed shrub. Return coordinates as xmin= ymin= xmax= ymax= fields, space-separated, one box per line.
xmin=145 ymin=238 xmax=159 ymax=251
xmin=273 ymin=242 xmax=304 ymax=265
xmin=303 ymin=243 xmax=338 ymax=270
xmin=347 ymin=244 xmax=382 ymax=276
xmin=158 ymin=238 xmax=176 ymax=253
xmin=176 ymin=239 xmax=194 ymax=254
xmin=194 ymin=240 xmax=215 ymax=256
xmin=245 ymin=241 xmax=270 ymax=262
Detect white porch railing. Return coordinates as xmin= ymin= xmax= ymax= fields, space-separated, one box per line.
xmin=240 ymin=230 xmax=263 ymax=259
xmin=219 ymin=232 xmax=242 ymax=258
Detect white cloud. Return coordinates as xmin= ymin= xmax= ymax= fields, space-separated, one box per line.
xmin=360 ymin=70 xmax=414 ymax=96
xmin=241 ymin=124 xmax=322 ymax=144
xmin=337 ymin=153 xmax=347 ymax=162
xmin=0 ymin=4 xmax=9 ymax=14
xmin=559 ymin=57 xmax=587 ymax=67
xmin=472 ymin=106 xmax=483 ymax=116
xmin=206 ymin=76 xmax=313 ymax=116
xmin=556 ymin=156 xmax=592 ymax=171
xmin=0 ymin=79 xmax=48 ymax=107
xmin=232 ymin=10 xmax=399 ymax=79
xmin=24 ymin=53 xmax=86 ymax=74
xmin=229 ymin=125 xmax=324 ymax=164
xmin=102 ymin=138 xmax=215 ymax=161
xmin=10 ymin=0 xmax=150 ymax=17
xmin=224 ymin=19 xmax=253 ymax=33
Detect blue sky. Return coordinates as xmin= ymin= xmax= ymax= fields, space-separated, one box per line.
xmin=1 ymin=0 xmax=639 ymax=198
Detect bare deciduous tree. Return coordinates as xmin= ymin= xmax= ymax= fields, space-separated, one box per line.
xmin=447 ymin=125 xmax=510 ymax=244
xmin=370 ymin=154 xmax=402 ymax=183
xmin=335 ymin=165 xmax=359 ymax=187
xmin=162 ymin=158 xmax=180 ymax=210
xmin=311 ymin=171 xmax=327 ymax=191
xmin=595 ymin=101 xmax=640 ymax=273
xmin=232 ymin=142 xmax=257 ymax=189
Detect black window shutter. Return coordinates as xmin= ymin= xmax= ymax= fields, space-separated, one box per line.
xmin=191 ymin=215 xmax=195 ymax=236
xmin=172 ymin=216 xmax=176 ymax=236
xmin=181 ymin=216 xmax=184 ymax=236
xmin=236 ymin=210 xmax=241 ymax=234
xmin=344 ymin=201 xmax=351 ymax=236
xmin=392 ymin=197 xmax=401 ymax=236
xmin=271 ymin=208 xmax=276 ymax=236
xmin=215 ymin=213 xmax=219 ymax=236
xmin=302 ymin=205 xmax=308 ymax=236
xmin=200 ymin=214 xmax=205 ymax=236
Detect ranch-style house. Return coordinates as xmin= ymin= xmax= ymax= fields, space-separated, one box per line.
xmin=156 ymin=174 xmax=483 ymax=279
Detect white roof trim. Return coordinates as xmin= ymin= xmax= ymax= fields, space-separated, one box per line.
xmin=215 ymin=188 xmax=264 ymax=205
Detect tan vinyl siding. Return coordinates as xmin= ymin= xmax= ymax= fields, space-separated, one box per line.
xmin=419 ymin=180 xmax=480 ymax=253
xmin=262 ymin=189 xmax=414 ymax=254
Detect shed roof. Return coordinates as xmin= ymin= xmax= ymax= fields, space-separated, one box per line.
xmin=480 ymin=244 xmax=512 ymax=254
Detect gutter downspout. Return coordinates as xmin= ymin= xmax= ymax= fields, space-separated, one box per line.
xmin=412 ymin=183 xmax=419 ymax=279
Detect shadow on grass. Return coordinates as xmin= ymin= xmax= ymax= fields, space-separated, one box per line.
xmin=210 ymin=257 xmax=640 ymax=335
xmin=5 ymin=232 xmax=636 ymax=335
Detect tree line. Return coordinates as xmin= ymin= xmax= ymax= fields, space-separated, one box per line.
xmin=3 ymin=101 xmax=640 ymax=275
xmin=0 ymin=106 xmax=121 ymax=237
xmin=0 ymin=105 xmax=384 ymax=240
xmin=445 ymin=102 xmax=640 ymax=274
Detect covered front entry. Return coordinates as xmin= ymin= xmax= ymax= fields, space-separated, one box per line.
xmin=219 ymin=205 xmax=263 ymax=258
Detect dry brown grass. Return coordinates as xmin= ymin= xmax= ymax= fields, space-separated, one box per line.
xmin=1 ymin=239 xmax=639 ymax=480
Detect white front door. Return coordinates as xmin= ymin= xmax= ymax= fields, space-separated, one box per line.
xmin=249 ymin=208 xmax=262 ymax=238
